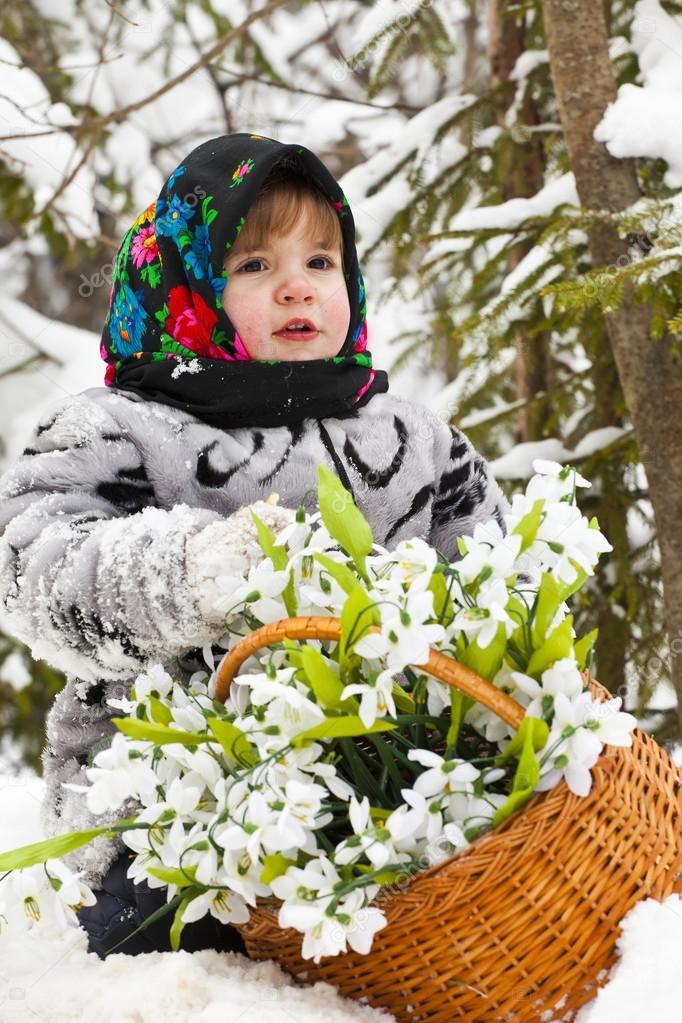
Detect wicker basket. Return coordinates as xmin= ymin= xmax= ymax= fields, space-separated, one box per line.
xmin=214 ymin=616 xmax=682 ymax=1023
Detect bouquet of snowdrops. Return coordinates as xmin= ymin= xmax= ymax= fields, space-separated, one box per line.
xmin=0 ymin=461 xmax=637 ymax=962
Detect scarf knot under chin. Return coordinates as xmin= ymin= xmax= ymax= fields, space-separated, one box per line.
xmin=100 ymin=132 xmax=388 ymax=428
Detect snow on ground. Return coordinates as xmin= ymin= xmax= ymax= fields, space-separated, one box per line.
xmin=1 ymin=769 xmax=681 ymax=1022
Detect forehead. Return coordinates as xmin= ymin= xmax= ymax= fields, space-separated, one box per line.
xmin=226 ymin=224 xmax=342 ymax=260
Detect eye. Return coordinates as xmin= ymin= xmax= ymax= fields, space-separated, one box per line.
xmin=308 ymin=256 xmax=333 ymax=270
xmin=238 ymin=258 xmax=266 ymax=272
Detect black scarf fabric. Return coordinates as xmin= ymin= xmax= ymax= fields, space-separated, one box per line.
xmin=100 ymin=133 xmax=388 ymax=427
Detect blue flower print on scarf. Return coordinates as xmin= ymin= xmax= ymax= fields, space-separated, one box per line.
xmin=166 ymin=165 xmax=186 ymax=190
xmin=155 ymin=194 xmax=196 ymax=241
xmin=108 ymin=282 xmax=149 ymax=356
xmin=183 ymin=223 xmax=225 ymax=298
xmin=184 ymin=223 xmax=211 ymax=278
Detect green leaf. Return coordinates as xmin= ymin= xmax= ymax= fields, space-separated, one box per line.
xmin=0 ymin=826 xmax=111 ymax=870
xmin=492 ymin=718 xmax=546 ymax=827
xmin=298 ymin=646 xmax=358 ymax=712
xmin=532 ymin=567 xmax=588 ymax=649
xmin=207 ymin=717 xmax=258 ymax=766
xmin=339 ymin=585 xmax=380 ymax=678
xmin=496 ymin=715 xmax=549 ymax=763
xmin=445 ymin=689 xmax=474 ymax=750
xmin=313 ymin=552 xmax=359 ymax=596
xmin=250 ymin=510 xmax=296 ymax=616
xmin=148 ymin=695 xmax=173 ymax=725
xmin=260 ymin=853 xmax=295 ymax=885
xmin=170 ymin=890 xmax=201 ymax=951
xmin=291 ymin=715 xmax=396 ymax=747
xmin=457 ymin=622 xmax=507 ymax=681
xmin=428 ymin=571 xmax=455 ymax=623
xmin=512 ymin=498 xmax=545 ymax=553
xmin=147 ymin=864 xmax=198 ymax=887
xmin=526 ymin=615 xmax=574 ymax=677
xmin=391 ymin=678 xmax=415 ymax=713
xmin=114 ymin=718 xmax=209 ymax=746
xmin=574 ymin=628 xmax=598 ymax=671
xmin=317 ymin=464 xmax=373 ymax=578
xmin=532 ymin=572 xmax=562 ymax=644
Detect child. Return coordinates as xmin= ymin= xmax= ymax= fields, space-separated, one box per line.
xmin=0 ymin=132 xmax=507 ymax=957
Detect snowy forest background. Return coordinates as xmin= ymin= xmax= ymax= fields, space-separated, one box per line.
xmin=1 ymin=0 xmax=682 ymax=776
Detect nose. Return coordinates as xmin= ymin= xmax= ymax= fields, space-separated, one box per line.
xmin=274 ymin=269 xmax=315 ymax=305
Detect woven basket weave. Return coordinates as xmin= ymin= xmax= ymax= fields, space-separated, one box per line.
xmin=214 ymin=616 xmax=682 ymax=1023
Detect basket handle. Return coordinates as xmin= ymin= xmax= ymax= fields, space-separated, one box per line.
xmin=213 ymin=615 xmax=525 ymax=729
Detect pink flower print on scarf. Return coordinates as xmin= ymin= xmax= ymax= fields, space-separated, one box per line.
xmin=131 ymin=225 xmax=159 ymax=269
xmin=229 ymin=158 xmax=255 ymax=189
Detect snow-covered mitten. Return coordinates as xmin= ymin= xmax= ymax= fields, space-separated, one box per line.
xmin=185 ymin=499 xmax=296 ymax=625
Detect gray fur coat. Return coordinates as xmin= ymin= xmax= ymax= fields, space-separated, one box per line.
xmin=0 ymin=385 xmax=507 ymax=886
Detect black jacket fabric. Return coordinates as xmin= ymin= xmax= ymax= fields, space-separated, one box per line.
xmin=76 ymin=851 xmax=246 ymax=959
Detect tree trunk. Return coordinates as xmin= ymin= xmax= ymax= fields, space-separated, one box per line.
xmin=487 ymin=0 xmax=552 ymax=443
xmin=541 ymin=0 xmax=682 ymax=736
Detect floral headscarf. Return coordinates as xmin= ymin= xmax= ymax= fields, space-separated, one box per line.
xmin=100 ymin=133 xmax=387 ymax=428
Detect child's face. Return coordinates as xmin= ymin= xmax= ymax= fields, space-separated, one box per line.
xmin=220 ymin=223 xmax=351 ymax=362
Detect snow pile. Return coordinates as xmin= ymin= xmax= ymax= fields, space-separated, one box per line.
xmin=595 ymin=0 xmax=682 ymax=186
xmin=1 ymin=768 xmax=681 ymax=1021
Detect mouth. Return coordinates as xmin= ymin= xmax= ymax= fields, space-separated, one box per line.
xmin=273 ymin=318 xmax=319 ymax=341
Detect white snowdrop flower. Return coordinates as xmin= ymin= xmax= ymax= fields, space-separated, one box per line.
xmin=1 ymin=870 xmax=46 ymax=931
xmin=354 ymin=590 xmax=445 ymax=670
xmin=133 ymin=664 xmax=174 ymax=702
xmin=45 ymin=860 xmax=97 ymax=913
xmin=408 ymin=750 xmax=480 ymax=800
xmin=542 ymin=659 xmax=585 ymax=699
xmin=398 ymin=788 xmax=445 ymax=844
xmin=341 ymin=668 xmax=397 ymax=728
xmin=215 ymin=788 xmax=281 ymax=861
xmin=170 ymin=702 xmax=208 ymax=733
xmin=455 ymin=521 xmax=523 ymax=586
xmin=335 ymin=796 xmax=395 ymax=868
xmin=369 ymin=537 xmax=438 ymax=593
xmin=282 ymin=778 xmax=329 ymax=830
xmin=535 ymin=693 xmax=604 ymax=797
xmin=442 ymin=820 xmax=468 ymax=850
xmin=524 ymin=502 xmax=612 ymax=583
xmin=425 ymin=677 xmax=451 ymax=716
xmin=181 ymin=883 xmax=250 ymax=927
xmin=583 ymin=695 xmax=637 ymax=747
xmin=219 ymin=847 xmax=271 ymax=906
xmin=154 ymin=775 xmax=203 ymax=818
xmin=274 ymin=517 xmax=313 ymax=554
xmin=445 ymin=791 xmax=504 ymax=830
xmin=273 ymin=858 xmax=386 ymax=962
xmin=237 ymin=690 xmax=325 ymax=752
xmin=529 ymin=460 xmax=590 ymax=502
xmin=233 ymin=666 xmax=298 ymax=697
xmin=288 ymin=754 xmax=355 ymax=801
xmin=161 ymin=746 xmax=223 ymax=795
xmin=298 ymin=571 xmax=348 ymax=615
xmin=513 ymin=658 xmax=585 ymax=720
xmin=85 ymin=732 xmax=158 ymax=814
xmin=212 ymin=557 xmax=289 ymax=622
xmin=270 ymin=856 xmax=341 ymax=902
xmin=451 ymin=577 xmax=514 ymax=648
xmin=464 ymin=700 xmax=515 ymax=743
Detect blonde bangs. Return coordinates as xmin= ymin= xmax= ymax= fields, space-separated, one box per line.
xmin=229 ymin=183 xmax=344 ymax=265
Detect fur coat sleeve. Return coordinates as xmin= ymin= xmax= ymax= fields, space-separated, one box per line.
xmin=0 ymin=394 xmax=230 ymax=683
